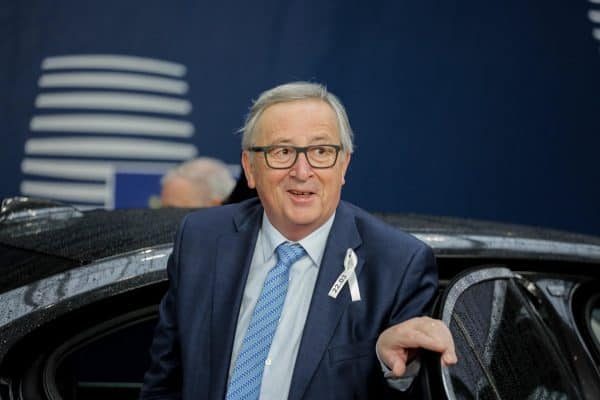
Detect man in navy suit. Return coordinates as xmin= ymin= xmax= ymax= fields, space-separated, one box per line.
xmin=140 ymin=82 xmax=456 ymax=400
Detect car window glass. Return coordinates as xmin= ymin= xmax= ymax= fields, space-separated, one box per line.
xmin=52 ymin=317 xmax=157 ymax=400
xmin=592 ymin=306 xmax=600 ymax=345
xmin=440 ymin=268 xmax=581 ymax=400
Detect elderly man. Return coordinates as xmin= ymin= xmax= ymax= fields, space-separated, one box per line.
xmin=161 ymin=157 xmax=236 ymax=208
xmin=141 ymin=82 xmax=455 ymax=400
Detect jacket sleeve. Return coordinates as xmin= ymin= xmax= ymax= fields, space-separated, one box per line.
xmin=139 ymin=215 xmax=188 ymax=400
xmin=384 ymin=241 xmax=438 ymax=398
xmin=389 ymin=242 xmax=438 ymax=326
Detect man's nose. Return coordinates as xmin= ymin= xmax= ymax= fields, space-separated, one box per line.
xmin=290 ymin=151 xmax=313 ymax=179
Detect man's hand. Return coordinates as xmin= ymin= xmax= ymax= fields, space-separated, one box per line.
xmin=376 ymin=316 xmax=457 ymax=377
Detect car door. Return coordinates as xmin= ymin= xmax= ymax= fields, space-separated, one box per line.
xmin=435 ymin=267 xmax=600 ymax=400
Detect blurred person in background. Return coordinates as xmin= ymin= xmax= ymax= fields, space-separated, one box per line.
xmin=160 ymin=157 xmax=236 ymax=208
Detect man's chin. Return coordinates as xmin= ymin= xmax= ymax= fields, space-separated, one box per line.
xmin=285 ymin=209 xmax=321 ymax=225
xmin=279 ymin=212 xmax=323 ymax=238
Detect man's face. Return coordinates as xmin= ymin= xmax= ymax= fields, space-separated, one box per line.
xmin=242 ymin=99 xmax=351 ymax=241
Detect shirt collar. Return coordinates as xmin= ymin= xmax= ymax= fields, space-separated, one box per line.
xmin=260 ymin=212 xmax=336 ymax=268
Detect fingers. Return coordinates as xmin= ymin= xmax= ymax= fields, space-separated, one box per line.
xmin=406 ymin=322 xmax=445 ymax=350
xmin=386 ymin=353 xmax=407 ymax=377
xmin=418 ymin=318 xmax=457 ymax=365
xmin=377 ymin=316 xmax=457 ymax=376
xmin=376 ymin=331 xmax=409 ymax=377
xmin=417 ymin=317 xmax=457 ymax=365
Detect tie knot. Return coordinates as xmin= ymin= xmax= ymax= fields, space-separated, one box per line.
xmin=276 ymin=242 xmax=306 ymax=267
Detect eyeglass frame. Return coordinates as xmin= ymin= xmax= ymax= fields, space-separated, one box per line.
xmin=247 ymin=144 xmax=343 ymax=169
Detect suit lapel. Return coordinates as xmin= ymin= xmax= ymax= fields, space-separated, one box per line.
xmin=209 ymin=201 xmax=262 ymax=399
xmin=288 ymin=202 xmax=365 ymax=400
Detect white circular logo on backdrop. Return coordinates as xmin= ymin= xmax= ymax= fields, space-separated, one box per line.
xmin=20 ymin=54 xmax=198 ymax=209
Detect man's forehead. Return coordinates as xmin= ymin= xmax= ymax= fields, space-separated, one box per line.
xmin=254 ymin=99 xmax=340 ymax=139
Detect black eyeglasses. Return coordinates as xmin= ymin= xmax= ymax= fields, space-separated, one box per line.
xmin=248 ymin=144 xmax=342 ymax=169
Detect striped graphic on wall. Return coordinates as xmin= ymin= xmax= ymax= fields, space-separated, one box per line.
xmin=20 ymin=54 xmax=198 ymax=209
xmin=590 ymin=0 xmax=600 ymax=48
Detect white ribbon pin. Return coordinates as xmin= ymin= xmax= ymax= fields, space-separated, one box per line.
xmin=328 ymin=248 xmax=361 ymax=302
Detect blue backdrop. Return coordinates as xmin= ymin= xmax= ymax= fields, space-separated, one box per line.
xmin=1 ymin=1 xmax=599 ymax=235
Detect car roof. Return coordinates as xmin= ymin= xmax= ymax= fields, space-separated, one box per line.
xmin=1 ymin=197 xmax=600 ymax=293
xmin=377 ymin=212 xmax=600 ymax=246
xmin=0 ymin=199 xmax=189 ymax=293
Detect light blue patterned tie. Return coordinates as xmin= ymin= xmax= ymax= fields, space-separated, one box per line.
xmin=226 ymin=242 xmax=306 ymax=400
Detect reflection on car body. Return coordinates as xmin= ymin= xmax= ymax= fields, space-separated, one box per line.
xmin=0 ymin=197 xmax=599 ymax=399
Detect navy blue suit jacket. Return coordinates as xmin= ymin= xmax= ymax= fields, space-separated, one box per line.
xmin=140 ymin=198 xmax=437 ymax=400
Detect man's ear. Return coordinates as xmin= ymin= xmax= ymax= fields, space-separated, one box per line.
xmin=341 ymin=152 xmax=351 ymax=185
xmin=241 ymin=151 xmax=256 ymax=189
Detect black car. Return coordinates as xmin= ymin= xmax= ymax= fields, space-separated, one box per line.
xmin=0 ymin=197 xmax=599 ymax=399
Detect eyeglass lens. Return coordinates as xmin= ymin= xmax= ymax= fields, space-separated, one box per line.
xmin=266 ymin=145 xmax=338 ymax=168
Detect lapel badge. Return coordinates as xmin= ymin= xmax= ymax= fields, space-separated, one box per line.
xmin=328 ymin=248 xmax=361 ymax=301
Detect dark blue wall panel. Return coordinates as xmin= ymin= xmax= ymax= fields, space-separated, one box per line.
xmin=1 ymin=0 xmax=599 ymax=234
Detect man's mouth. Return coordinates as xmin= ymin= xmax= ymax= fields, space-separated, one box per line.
xmin=289 ymin=190 xmax=314 ymax=196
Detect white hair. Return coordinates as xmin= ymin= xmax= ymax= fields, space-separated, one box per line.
xmin=240 ymin=82 xmax=354 ymax=154
xmin=161 ymin=157 xmax=235 ymax=202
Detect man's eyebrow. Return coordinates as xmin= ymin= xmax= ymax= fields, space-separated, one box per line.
xmin=267 ymin=135 xmax=335 ymax=145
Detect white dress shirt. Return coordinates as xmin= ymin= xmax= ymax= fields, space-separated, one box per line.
xmin=227 ymin=212 xmax=335 ymax=399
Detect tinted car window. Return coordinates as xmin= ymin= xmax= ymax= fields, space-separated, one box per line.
xmin=441 ymin=269 xmax=581 ymax=400
xmin=592 ymin=305 xmax=600 ymax=347
xmin=52 ymin=317 xmax=158 ymax=400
